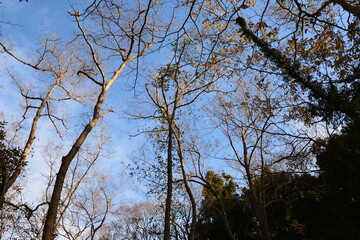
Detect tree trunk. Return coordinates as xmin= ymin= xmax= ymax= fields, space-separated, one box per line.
xmin=0 ymin=79 xmax=60 ymax=210
xmin=331 ymin=0 xmax=360 ymax=19
xmin=218 ymin=204 xmax=236 ymax=240
xmin=164 ymin=123 xmax=173 ymax=240
xmin=248 ymin=180 xmax=272 ymax=240
xmin=176 ymin=127 xmax=196 ymax=240
xmin=42 ymin=89 xmax=104 ymax=240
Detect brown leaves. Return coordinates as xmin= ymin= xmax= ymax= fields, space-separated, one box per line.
xmin=182 ymin=0 xmax=195 ymax=7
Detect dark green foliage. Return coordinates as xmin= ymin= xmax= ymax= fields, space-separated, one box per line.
xmin=0 ymin=122 xmax=21 ymax=196
xmin=196 ymin=171 xmax=259 ymax=240
xmin=197 ymin=161 xmax=360 ymax=240
xmin=265 ymin=173 xmax=325 ymax=240
xmin=268 ymin=131 xmax=360 ymax=240
xmin=241 ymin=173 xmax=323 ymax=240
xmin=234 ymin=17 xmax=360 ymax=238
xmin=310 ymin=125 xmax=360 ymax=239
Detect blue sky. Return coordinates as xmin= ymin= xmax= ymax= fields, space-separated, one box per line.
xmin=0 ymin=0 xmax=147 ymax=203
xmin=0 ymin=0 xmax=312 ymax=207
xmin=1 ymin=1 xmax=77 ymax=43
xmin=0 ymin=1 xmax=239 ymax=202
xmin=0 ymin=0 xmax=207 ymax=207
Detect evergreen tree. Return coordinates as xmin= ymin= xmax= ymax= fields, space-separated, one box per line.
xmin=0 ymin=122 xmax=21 ymax=206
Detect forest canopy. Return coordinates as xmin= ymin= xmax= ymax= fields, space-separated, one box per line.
xmin=0 ymin=0 xmax=359 ymax=239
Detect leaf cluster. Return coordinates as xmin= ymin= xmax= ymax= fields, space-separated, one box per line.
xmin=0 ymin=122 xmax=22 ymax=188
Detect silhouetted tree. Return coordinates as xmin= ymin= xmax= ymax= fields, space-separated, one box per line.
xmin=0 ymin=122 xmax=21 ymax=208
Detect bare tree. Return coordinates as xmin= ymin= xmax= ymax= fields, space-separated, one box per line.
xmin=100 ymin=201 xmax=163 ymax=240
xmin=208 ymin=79 xmax=310 ymax=240
xmin=0 ymin=37 xmax=82 ymax=209
xmin=42 ymin=134 xmax=114 ymax=240
xmin=57 ymin=169 xmax=115 ymax=240
xmin=139 ymin=54 xmax=220 ymax=239
xmin=41 ymin=0 xmax=166 ymax=238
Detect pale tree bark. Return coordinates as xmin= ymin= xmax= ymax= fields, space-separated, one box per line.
xmin=100 ymin=201 xmax=163 ymax=239
xmin=40 ymin=138 xmax=112 ymax=240
xmin=173 ymin=123 xmax=197 ymax=240
xmin=0 ymin=38 xmax=81 ymax=210
xmin=41 ymin=0 xmax=158 ymax=238
xmin=63 ymin=174 xmax=112 ymax=240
